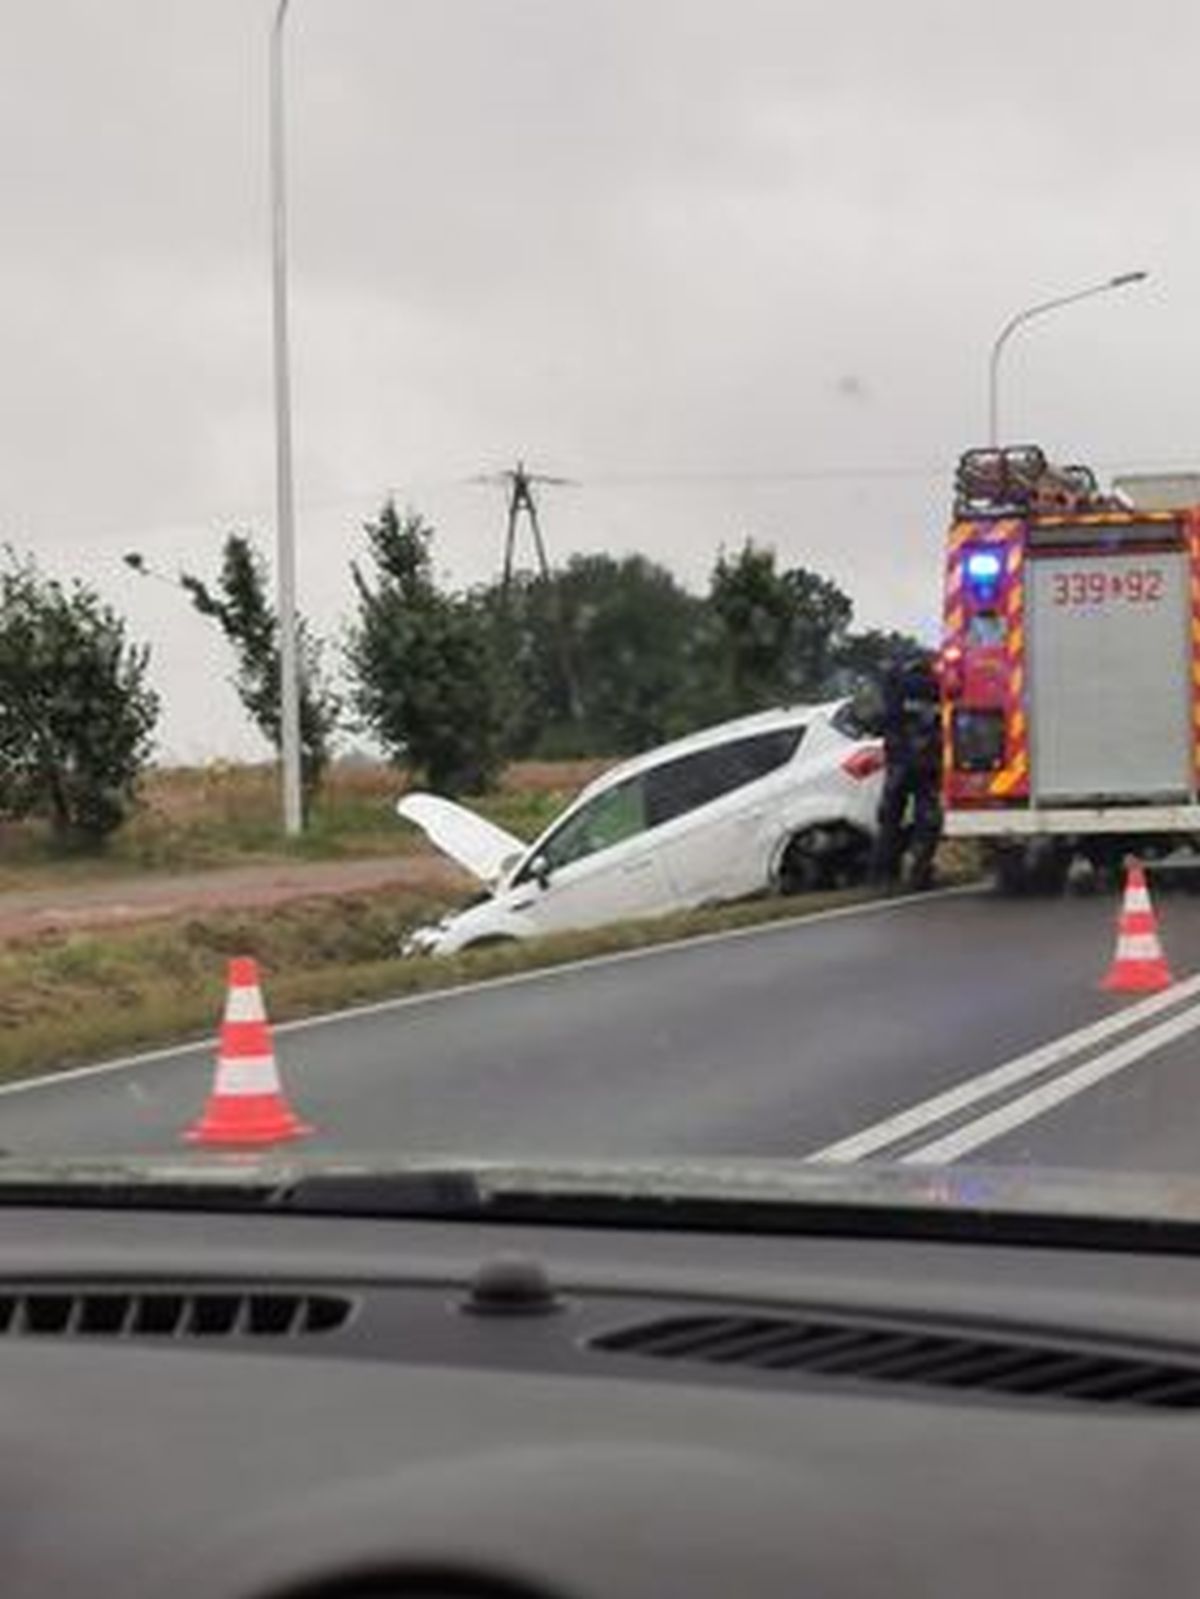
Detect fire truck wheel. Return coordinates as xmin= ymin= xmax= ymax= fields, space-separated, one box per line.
xmin=990 ymin=845 xmax=1029 ymax=896
xmin=1029 ymin=846 xmax=1070 ymax=896
xmin=991 ymin=843 xmax=1070 ymax=896
xmin=1065 ymin=856 xmax=1100 ymax=895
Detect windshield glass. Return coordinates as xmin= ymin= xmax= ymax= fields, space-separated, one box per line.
xmin=540 ymin=779 xmax=649 ymax=871
xmin=2 ymin=0 xmax=1197 ymax=1230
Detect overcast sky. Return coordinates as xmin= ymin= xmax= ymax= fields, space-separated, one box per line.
xmin=4 ymin=0 xmax=1198 ymax=759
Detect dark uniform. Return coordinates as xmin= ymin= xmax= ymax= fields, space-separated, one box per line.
xmin=871 ymin=651 xmax=944 ymax=891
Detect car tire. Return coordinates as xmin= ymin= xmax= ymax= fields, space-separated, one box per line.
xmin=778 ymin=826 xmax=866 ymax=895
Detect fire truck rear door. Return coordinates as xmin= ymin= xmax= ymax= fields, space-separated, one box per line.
xmin=1027 ymin=546 xmax=1192 ymax=803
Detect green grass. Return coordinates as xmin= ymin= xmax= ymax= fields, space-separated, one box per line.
xmin=0 ymin=759 xmax=604 ymax=892
xmin=464 ymin=785 xmax=572 ymax=844
xmin=0 ymin=748 xmax=984 ymax=1080
xmin=0 ymin=879 xmax=909 ymax=1081
xmin=0 ymin=888 xmax=452 ymax=1078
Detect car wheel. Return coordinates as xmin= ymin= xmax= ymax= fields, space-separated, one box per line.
xmin=778 ymin=828 xmax=839 ymax=895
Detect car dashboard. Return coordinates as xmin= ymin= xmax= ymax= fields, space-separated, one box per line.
xmin=5 ymin=1202 xmax=1200 ymax=1597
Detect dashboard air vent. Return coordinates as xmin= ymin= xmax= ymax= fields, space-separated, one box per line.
xmin=0 ymin=1290 xmax=353 ymax=1340
xmin=592 ymin=1313 xmax=1200 ymax=1409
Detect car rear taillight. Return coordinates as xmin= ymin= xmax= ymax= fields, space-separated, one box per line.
xmin=842 ymin=746 xmax=885 ymax=781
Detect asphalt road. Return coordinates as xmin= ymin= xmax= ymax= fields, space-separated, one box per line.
xmin=9 ymin=880 xmax=1200 ymax=1174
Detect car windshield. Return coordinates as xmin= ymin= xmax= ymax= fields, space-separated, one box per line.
xmin=2 ymin=0 xmax=1197 ymax=1235
xmin=541 ymin=778 xmax=649 ymax=871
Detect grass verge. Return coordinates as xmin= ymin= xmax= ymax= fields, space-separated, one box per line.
xmin=0 ymin=758 xmax=606 ymax=891
xmin=0 ymin=879 xmax=924 ymax=1083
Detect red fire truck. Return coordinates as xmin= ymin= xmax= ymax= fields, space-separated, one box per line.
xmin=940 ymin=446 xmax=1200 ymax=892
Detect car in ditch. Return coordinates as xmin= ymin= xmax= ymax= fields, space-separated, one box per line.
xmin=398 ymin=700 xmax=885 ymax=955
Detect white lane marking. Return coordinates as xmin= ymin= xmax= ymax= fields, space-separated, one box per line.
xmin=807 ymin=971 xmax=1200 ymax=1165
xmin=0 ymin=884 xmax=978 ymax=1098
xmin=904 ymin=999 xmax=1200 ymax=1165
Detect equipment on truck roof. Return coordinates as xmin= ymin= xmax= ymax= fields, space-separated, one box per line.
xmin=953 ymin=446 xmax=1119 ymax=519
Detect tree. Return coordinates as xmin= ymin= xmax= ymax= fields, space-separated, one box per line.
xmin=831 ymin=626 xmax=926 ymax=693
xmin=0 ymin=551 xmax=159 ymax=847
xmin=179 ymin=534 xmax=340 ymax=807
xmin=346 ymin=503 xmax=505 ymax=795
xmin=708 ymin=541 xmax=853 ymax=711
xmin=783 ymin=566 xmax=855 ymax=695
xmin=478 ymin=572 xmax=569 ymax=758
xmin=556 ymin=554 xmax=713 ymax=752
xmin=486 ymin=554 xmax=713 ymax=757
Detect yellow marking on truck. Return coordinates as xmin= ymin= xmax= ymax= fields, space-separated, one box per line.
xmin=948 ymin=522 xmax=975 ymax=551
xmin=990 ymin=748 xmax=1027 ymax=795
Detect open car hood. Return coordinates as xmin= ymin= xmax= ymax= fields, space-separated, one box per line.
xmin=397 ymin=793 xmax=526 ymax=885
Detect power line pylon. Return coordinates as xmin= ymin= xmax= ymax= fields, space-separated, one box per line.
xmin=473 ymin=460 xmax=576 ymax=597
xmin=472 ymin=460 xmax=582 ymax=719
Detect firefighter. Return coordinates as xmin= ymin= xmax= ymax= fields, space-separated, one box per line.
xmin=870 ymin=647 xmax=944 ymax=892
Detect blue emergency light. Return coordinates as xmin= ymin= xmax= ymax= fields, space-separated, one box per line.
xmin=965 ymin=550 xmax=1002 ymax=583
xmin=964 ymin=549 xmax=1003 ymax=601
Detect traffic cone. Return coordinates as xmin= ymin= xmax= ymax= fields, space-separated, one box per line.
xmin=184 ymin=957 xmax=313 ymax=1145
xmin=1101 ymin=860 xmax=1173 ymax=993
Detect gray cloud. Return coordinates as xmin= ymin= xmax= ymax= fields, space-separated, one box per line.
xmin=2 ymin=1 xmax=1196 ymax=756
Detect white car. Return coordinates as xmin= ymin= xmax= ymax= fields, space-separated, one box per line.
xmin=399 ymin=700 xmax=885 ymax=956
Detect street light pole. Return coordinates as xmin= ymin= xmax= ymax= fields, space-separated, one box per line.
xmin=987 ymin=271 xmax=1148 ymax=448
xmin=270 ymin=0 xmax=304 ymax=835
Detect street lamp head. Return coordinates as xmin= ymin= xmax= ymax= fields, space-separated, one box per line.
xmin=988 ymin=270 xmax=1151 ymax=446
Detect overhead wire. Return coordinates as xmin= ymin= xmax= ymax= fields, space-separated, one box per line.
xmin=5 ymin=454 xmax=1200 ymax=556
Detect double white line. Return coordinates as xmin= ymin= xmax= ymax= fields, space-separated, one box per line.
xmin=809 ymin=972 xmax=1200 ymax=1167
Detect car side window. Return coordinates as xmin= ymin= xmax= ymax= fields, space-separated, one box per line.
xmin=526 ymin=777 xmax=650 ymax=876
xmin=831 ymin=696 xmax=874 ymax=739
xmin=644 ymin=727 xmax=805 ymax=827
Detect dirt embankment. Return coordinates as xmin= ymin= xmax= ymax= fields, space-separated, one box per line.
xmin=0 ymin=855 xmax=471 ymax=942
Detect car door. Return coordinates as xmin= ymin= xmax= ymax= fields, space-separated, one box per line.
xmin=647 ymin=725 xmax=807 ymax=905
xmin=506 ymin=773 xmax=673 ymax=934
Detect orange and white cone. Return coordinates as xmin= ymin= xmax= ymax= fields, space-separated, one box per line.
xmin=1101 ymin=860 xmax=1173 ymax=993
xmin=184 ymin=957 xmax=313 ymax=1146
